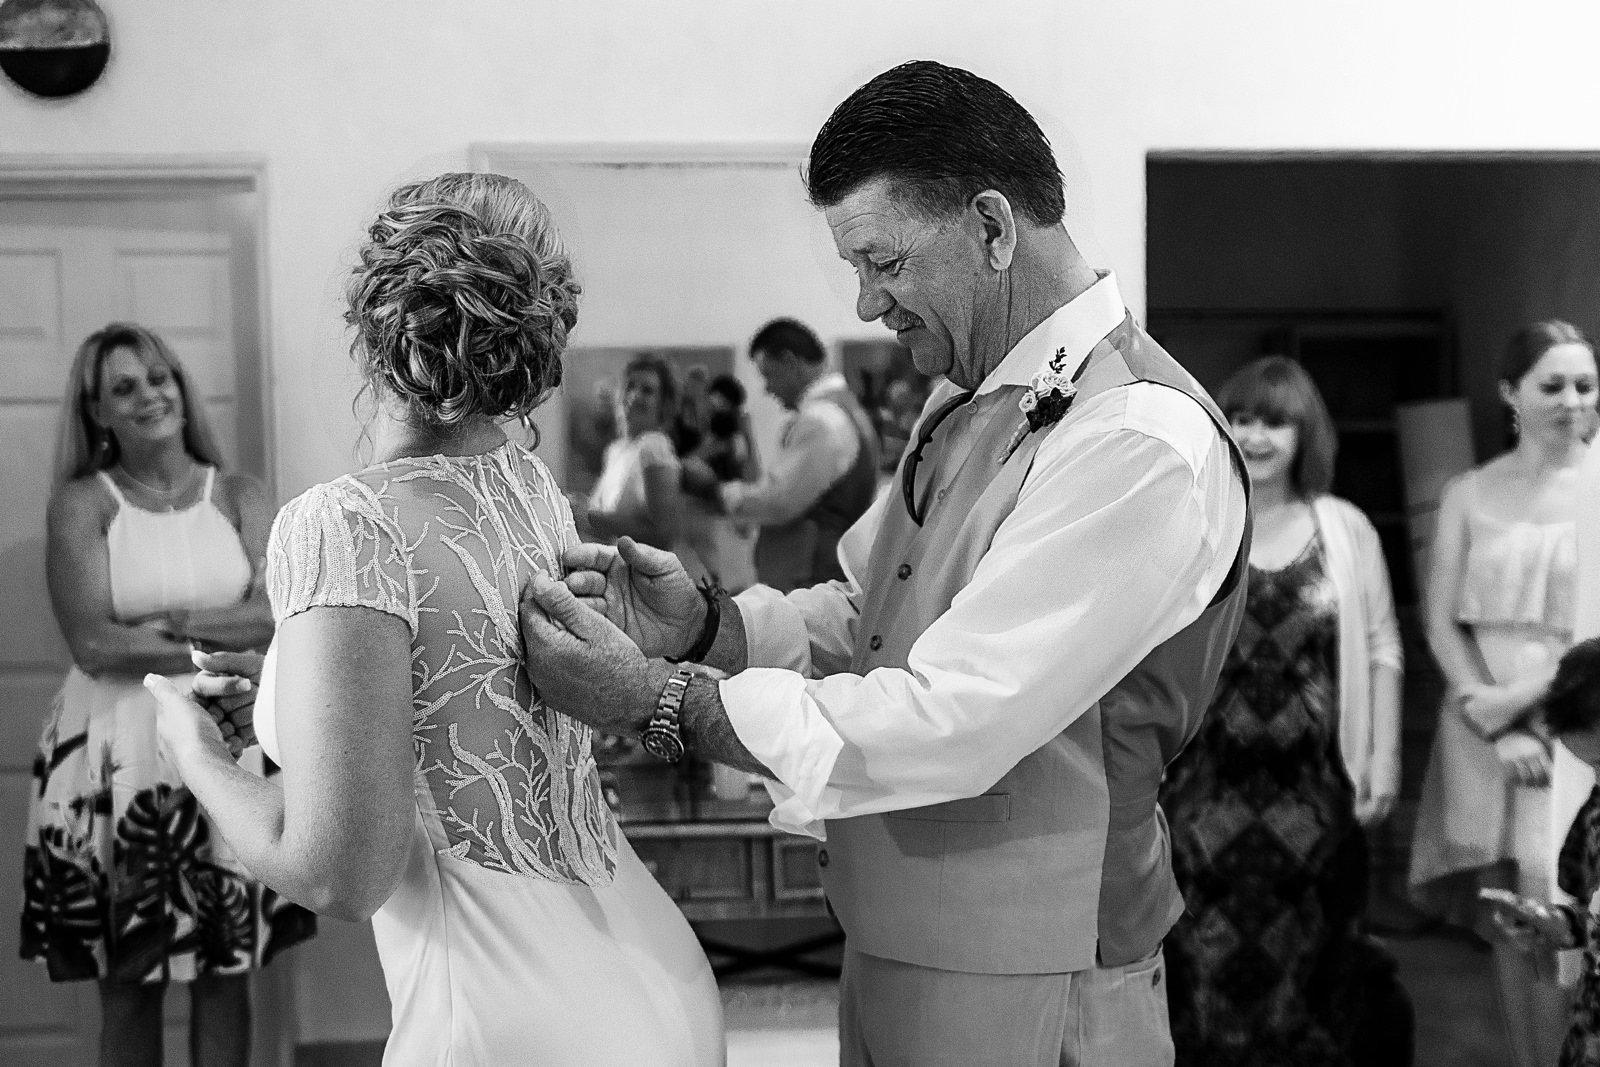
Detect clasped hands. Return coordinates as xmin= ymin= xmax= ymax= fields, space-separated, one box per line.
xmin=1454 ymin=683 xmax=1552 ymax=787
xmin=145 ymin=649 xmax=263 ymax=765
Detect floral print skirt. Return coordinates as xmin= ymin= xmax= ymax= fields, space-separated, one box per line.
xmin=20 ymin=668 xmax=315 ymax=985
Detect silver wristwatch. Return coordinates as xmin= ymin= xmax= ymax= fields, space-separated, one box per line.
xmin=641 ymin=666 xmax=694 ymax=763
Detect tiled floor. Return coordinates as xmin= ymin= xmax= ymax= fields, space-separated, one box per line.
xmin=1391 ymin=930 xmax=1510 ymax=1067
xmin=724 ymin=978 xmax=838 ymax=1067
xmin=298 ymin=931 xmax=1519 ymax=1067
xmin=718 ymin=931 xmax=1519 ymax=1067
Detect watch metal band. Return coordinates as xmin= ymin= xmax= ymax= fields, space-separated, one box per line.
xmin=641 ymin=665 xmax=694 ymax=763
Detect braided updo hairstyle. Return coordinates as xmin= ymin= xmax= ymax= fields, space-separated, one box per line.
xmin=346 ymin=172 xmax=580 ymax=429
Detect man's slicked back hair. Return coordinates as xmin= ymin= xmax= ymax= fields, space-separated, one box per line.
xmin=805 ymin=60 xmax=1066 ymax=227
xmin=750 ymin=318 xmax=827 ymax=365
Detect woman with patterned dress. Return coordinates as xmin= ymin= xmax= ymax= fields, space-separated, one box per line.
xmin=1161 ymin=357 xmax=1406 ymax=1066
xmin=143 ymin=174 xmax=724 ymax=1066
xmin=23 ymin=323 xmax=315 ymax=1066
xmin=1409 ymin=321 xmax=1598 ymax=1067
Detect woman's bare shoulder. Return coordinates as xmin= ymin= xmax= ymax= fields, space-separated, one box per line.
xmin=48 ymin=474 xmax=116 ymax=533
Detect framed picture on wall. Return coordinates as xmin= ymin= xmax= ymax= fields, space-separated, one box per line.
xmin=839 ymin=338 xmax=934 ymax=475
xmin=563 ymin=344 xmax=735 ymax=498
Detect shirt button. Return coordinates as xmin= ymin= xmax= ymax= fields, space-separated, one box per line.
xmin=869 ymin=635 xmax=883 ymax=651
xmin=965 ymin=400 xmax=978 ymax=414
xmin=897 ymin=564 xmax=912 ymax=580
xmin=936 ymin=489 xmax=948 ymax=501
xmin=817 ymin=849 xmax=829 ymax=868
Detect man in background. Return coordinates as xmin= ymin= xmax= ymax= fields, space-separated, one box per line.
xmin=685 ymin=318 xmax=878 ymax=591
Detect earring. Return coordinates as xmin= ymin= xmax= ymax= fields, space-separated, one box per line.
xmin=1508 ymin=404 xmax=1522 ymax=439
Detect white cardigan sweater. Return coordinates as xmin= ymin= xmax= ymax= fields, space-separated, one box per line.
xmin=1312 ymin=495 xmax=1404 ymax=796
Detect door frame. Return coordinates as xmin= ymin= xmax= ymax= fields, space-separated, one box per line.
xmin=0 ymin=154 xmax=291 ymax=1067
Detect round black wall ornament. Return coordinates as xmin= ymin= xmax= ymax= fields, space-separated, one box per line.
xmin=0 ymin=0 xmax=110 ymax=99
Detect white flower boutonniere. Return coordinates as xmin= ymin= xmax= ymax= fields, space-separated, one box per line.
xmin=999 ymin=346 xmax=1090 ymax=462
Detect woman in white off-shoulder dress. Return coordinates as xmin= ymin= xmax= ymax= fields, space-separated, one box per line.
xmin=143 ymin=173 xmax=724 ymax=1066
xmin=1410 ymin=320 xmax=1598 ymax=1067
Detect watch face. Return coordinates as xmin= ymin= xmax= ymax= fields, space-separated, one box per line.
xmin=641 ymin=727 xmax=685 ymax=763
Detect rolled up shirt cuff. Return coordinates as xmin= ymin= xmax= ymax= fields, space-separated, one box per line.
xmin=719 ymin=667 xmax=843 ymax=840
xmin=734 ymin=584 xmax=813 ymax=672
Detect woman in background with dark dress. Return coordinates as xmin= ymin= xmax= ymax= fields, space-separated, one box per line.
xmin=22 ymin=323 xmax=314 ymax=1067
xmin=1161 ymin=356 xmax=1407 ymax=1066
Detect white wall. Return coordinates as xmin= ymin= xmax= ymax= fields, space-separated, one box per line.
xmin=9 ymin=0 xmax=1600 ymax=1045
xmin=10 ymin=0 xmax=1600 ymax=494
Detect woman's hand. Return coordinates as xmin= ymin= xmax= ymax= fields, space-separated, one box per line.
xmin=191 ymin=649 xmax=262 ymax=755
xmin=145 ymin=674 xmax=234 ymax=764
xmin=1354 ymin=762 xmax=1399 ymax=827
xmin=1495 ymin=730 xmax=1552 ymax=787
xmin=1459 ymin=682 xmax=1532 ymax=739
xmin=1481 ymin=887 xmax=1578 ymax=953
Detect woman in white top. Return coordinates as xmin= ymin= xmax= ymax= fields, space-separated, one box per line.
xmin=1410 ymin=320 xmax=1599 ymax=1067
xmin=144 ymin=173 xmax=724 ymax=1066
xmin=585 ymin=353 xmax=687 ymax=553
xmin=23 ymin=323 xmax=312 ymax=1067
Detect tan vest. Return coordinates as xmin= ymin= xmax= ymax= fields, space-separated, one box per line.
xmin=755 ymin=379 xmax=879 ymax=592
xmin=819 ymin=314 xmax=1250 ymax=974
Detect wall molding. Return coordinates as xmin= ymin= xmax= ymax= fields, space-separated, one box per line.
xmin=472 ymin=141 xmax=808 ymax=173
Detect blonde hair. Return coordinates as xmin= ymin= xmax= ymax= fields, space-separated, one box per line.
xmin=345 ymin=172 xmax=580 ymax=429
xmin=52 ymin=323 xmax=227 ymax=489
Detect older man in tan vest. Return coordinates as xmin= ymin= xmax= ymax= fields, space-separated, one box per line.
xmin=522 ymin=60 xmax=1250 ymax=1066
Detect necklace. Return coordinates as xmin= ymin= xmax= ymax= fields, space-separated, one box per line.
xmin=118 ymin=461 xmax=201 ymax=500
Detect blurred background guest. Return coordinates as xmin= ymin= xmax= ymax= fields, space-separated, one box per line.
xmin=875 ymin=375 xmax=931 ymax=479
xmin=1161 ymin=356 xmax=1408 ymax=1067
xmin=684 ymin=317 xmax=877 ymax=592
xmin=21 ymin=323 xmax=314 ymax=1067
xmin=681 ymin=373 xmax=759 ymax=592
xmin=671 ymin=362 xmax=711 ymax=457
xmin=1409 ymin=320 xmax=1599 ymax=1067
xmin=569 ymin=378 xmax=620 ymax=487
xmin=584 ymin=352 xmax=689 ymax=559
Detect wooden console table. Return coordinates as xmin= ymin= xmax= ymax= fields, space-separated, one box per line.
xmin=611 ymin=760 xmax=843 ymax=977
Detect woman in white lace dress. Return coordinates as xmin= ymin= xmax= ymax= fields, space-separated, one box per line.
xmin=143 ymin=173 xmax=725 ymax=1066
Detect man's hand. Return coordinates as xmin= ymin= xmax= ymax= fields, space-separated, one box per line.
xmin=559 ymin=537 xmax=705 ymax=659
xmin=1495 ymin=730 xmax=1552 ymax=787
xmin=521 ymin=571 xmax=668 ymax=734
xmin=191 ymin=649 xmax=262 ymax=756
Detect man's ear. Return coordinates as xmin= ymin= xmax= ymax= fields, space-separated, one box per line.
xmin=969 ymin=190 xmax=1017 ymax=271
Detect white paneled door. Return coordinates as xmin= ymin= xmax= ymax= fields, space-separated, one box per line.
xmin=0 ymin=225 xmax=239 ymax=1067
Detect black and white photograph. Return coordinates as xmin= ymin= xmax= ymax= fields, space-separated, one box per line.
xmin=3 ymin=4 xmax=1600 ymax=1066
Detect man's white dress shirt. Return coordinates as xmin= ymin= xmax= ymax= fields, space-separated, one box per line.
xmin=721 ymin=372 xmax=861 ymax=525
xmin=721 ymin=273 xmax=1249 ymax=838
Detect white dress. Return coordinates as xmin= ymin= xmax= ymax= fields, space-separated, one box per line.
xmin=22 ymin=467 xmax=316 ymax=984
xmin=257 ymin=441 xmax=724 ymax=1067
xmin=1410 ymin=470 xmax=1590 ymax=900
xmin=589 ymin=430 xmax=708 ymax=580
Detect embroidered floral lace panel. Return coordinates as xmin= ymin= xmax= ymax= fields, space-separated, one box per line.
xmin=266 ymin=443 xmax=619 ymax=885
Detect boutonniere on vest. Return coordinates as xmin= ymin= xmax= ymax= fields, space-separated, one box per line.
xmin=999 ymin=346 xmax=1090 ymax=463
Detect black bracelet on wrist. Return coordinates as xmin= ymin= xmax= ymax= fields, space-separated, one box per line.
xmin=666 ymin=579 xmax=722 ymax=664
